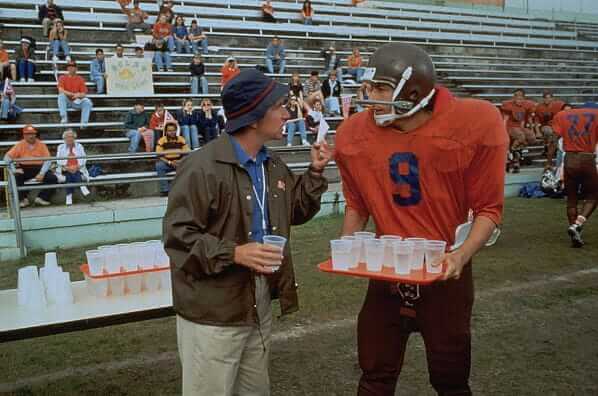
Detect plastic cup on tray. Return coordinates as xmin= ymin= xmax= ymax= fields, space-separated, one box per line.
xmin=393 ymin=240 xmax=414 ymax=275
xmin=330 ymin=239 xmax=352 ymax=270
xmin=424 ymin=240 xmax=447 ymax=274
xmin=364 ymin=239 xmax=384 ymax=272
xmin=405 ymin=238 xmax=426 ymax=271
xmin=380 ymin=235 xmax=401 ymax=268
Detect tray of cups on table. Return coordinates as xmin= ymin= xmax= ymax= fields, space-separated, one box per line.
xmin=81 ymin=240 xmax=172 ymax=298
xmin=318 ymin=232 xmax=447 ymax=285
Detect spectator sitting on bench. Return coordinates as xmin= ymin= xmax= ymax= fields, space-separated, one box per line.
xmin=322 ymin=70 xmax=341 ymax=116
xmin=220 ymin=57 xmax=240 ymax=89
xmin=0 ymin=78 xmax=22 ymax=121
xmin=153 ymin=39 xmax=173 ymax=72
xmin=305 ymin=70 xmax=323 ymax=106
xmin=56 ymin=128 xmax=90 ymax=206
xmin=156 ymin=121 xmax=189 ymax=196
xmin=302 ymin=0 xmax=314 ymax=25
xmin=190 ymin=53 xmax=208 ymax=95
xmin=153 ymin=13 xmax=175 ymax=52
xmin=0 ymin=40 xmax=16 ymax=81
xmin=345 ymin=48 xmax=364 ymax=82
xmin=150 ymin=102 xmax=167 ymax=151
xmin=4 ymin=125 xmax=58 ymax=208
xmin=90 ymin=48 xmax=106 ymax=94
xmin=188 ymin=19 xmax=209 ymax=55
xmin=266 ymin=36 xmax=286 ymax=74
xmin=261 ymin=0 xmax=276 ymax=22
xmin=124 ymin=100 xmax=152 ymax=153
xmin=58 ymin=60 xmax=93 ymax=128
xmin=286 ymin=95 xmax=309 ymax=147
xmin=16 ymin=37 xmax=36 ymax=83
xmin=173 ymin=16 xmax=191 ymax=54
xmin=38 ymin=0 xmax=64 ymax=38
xmin=176 ymin=98 xmax=200 ymax=149
xmin=197 ymin=98 xmax=219 ymax=144
xmin=288 ymin=72 xmax=305 ymax=104
xmin=321 ymin=45 xmax=342 ymax=82
xmin=125 ymin=0 xmax=150 ymax=42
xmin=306 ymin=99 xmax=323 ymax=133
xmin=158 ymin=0 xmax=175 ymax=24
xmin=49 ymin=19 xmax=71 ymax=62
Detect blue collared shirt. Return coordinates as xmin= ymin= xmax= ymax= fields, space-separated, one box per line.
xmin=230 ymin=135 xmax=270 ymax=243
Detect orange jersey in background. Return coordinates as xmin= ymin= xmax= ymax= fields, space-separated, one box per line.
xmin=553 ymin=108 xmax=598 ymax=153
xmin=501 ymin=99 xmax=536 ymax=129
xmin=336 ymin=87 xmax=509 ymax=244
xmin=534 ymin=100 xmax=565 ymax=126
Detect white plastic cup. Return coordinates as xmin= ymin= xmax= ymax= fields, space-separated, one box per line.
xmin=424 ymin=240 xmax=447 ymax=274
xmin=55 ymin=272 xmax=74 ymax=305
xmin=17 ymin=266 xmax=39 ymax=306
xmin=26 ymin=280 xmax=47 ymax=310
xmin=393 ymin=240 xmax=414 ymax=275
xmin=341 ymin=236 xmax=361 ymax=268
xmin=116 ymin=243 xmax=133 ymax=269
xmin=330 ymin=239 xmax=352 ymax=270
xmin=380 ymin=235 xmax=402 ymax=268
xmin=263 ymin=235 xmax=286 ymax=272
xmin=86 ymin=250 xmax=105 ymax=276
xmin=405 ymin=238 xmax=426 ymax=271
xmin=364 ymin=239 xmax=384 ymax=272
xmin=44 ymin=267 xmax=63 ymax=304
xmin=141 ymin=241 xmax=160 ymax=269
xmin=354 ymin=232 xmax=376 ymax=263
xmin=44 ymin=252 xmax=58 ymax=268
xmin=99 ymin=245 xmax=121 ymax=274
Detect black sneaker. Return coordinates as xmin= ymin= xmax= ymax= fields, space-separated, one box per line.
xmin=568 ymin=224 xmax=584 ymax=248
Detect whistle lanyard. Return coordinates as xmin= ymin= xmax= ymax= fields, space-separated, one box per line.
xmin=251 ymin=163 xmax=268 ymax=234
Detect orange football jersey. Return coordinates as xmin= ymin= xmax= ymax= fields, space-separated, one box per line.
xmin=501 ymin=99 xmax=536 ymax=129
xmin=553 ymin=108 xmax=598 ymax=153
xmin=336 ymin=87 xmax=509 ymax=244
xmin=534 ymin=100 xmax=565 ymax=126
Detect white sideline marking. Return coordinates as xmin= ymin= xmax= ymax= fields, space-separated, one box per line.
xmin=1 ymin=266 xmax=597 ymax=392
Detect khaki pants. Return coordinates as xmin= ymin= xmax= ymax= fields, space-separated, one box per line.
xmin=42 ymin=18 xmax=54 ymax=37
xmin=177 ymin=275 xmax=272 ymax=396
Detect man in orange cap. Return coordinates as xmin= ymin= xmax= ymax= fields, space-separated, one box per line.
xmin=4 ymin=125 xmax=57 ymax=207
xmin=57 ymin=60 xmax=93 ymax=128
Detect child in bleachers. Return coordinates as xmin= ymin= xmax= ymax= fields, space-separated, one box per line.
xmin=288 ymin=72 xmax=305 ymax=104
xmin=153 ymin=13 xmax=175 ymax=52
xmin=197 ymin=99 xmax=219 ymax=143
xmin=125 ymin=0 xmax=150 ymax=42
xmin=301 ymin=1 xmax=314 ymax=25
xmin=90 ymin=49 xmax=106 ymax=94
xmin=190 ymin=54 xmax=208 ymax=95
xmin=261 ymin=0 xmax=276 ymax=22
xmin=150 ymin=102 xmax=167 ymax=151
xmin=189 ymin=19 xmax=209 ymax=55
xmin=0 ymin=41 xmax=16 ymax=81
xmin=49 ymin=19 xmax=71 ymax=62
xmin=173 ymin=16 xmax=191 ymax=54
xmin=16 ymin=37 xmax=36 ymax=82
xmin=176 ymin=98 xmax=200 ymax=149
xmin=220 ymin=57 xmax=240 ymax=89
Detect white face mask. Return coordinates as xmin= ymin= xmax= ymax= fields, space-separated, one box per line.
xmin=372 ymin=66 xmax=436 ymax=127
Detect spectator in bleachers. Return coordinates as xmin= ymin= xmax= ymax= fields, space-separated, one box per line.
xmin=220 ymin=57 xmax=240 ymax=89
xmin=153 ymin=13 xmax=175 ymax=52
xmin=301 ymin=0 xmax=314 ymax=25
xmin=266 ymin=37 xmax=286 ymax=75
xmin=322 ymin=70 xmax=341 ymax=116
xmin=288 ymin=72 xmax=304 ymax=103
xmin=16 ymin=37 xmax=36 ymax=83
xmin=345 ymin=48 xmax=364 ymax=83
xmin=38 ymin=0 xmax=64 ymax=38
xmin=150 ymin=102 xmax=167 ymax=150
xmin=262 ymin=0 xmax=276 ymax=22
xmin=124 ymin=101 xmax=151 ymax=153
xmin=126 ymin=0 xmax=151 ymax=42
xmin=305 ymin=70 xmax=323 ymax=106
xmin=114 ymin=43 xmax=126 ymax=58
xmin=0 ymin=78 xmax=22 ymax=121
xmin=173 ymin=16 xmax=192 ymax=54
xmin=321 ymin=45 xmax=342 ymax=82
xmin=90 ymin=49 xmax=106 ymax=94
xmin=58 ymin=60 xmax=93 ymax=128
xmin=306 ymin=99 xmax=323 ymax=133
xmin=533 ymin=91 xmax=565 ymax=169
xmin=0 ymin=41 xmax=17 ymax=81
xmin=156 ymin=121 xmax=189 ymax=196
xmin=501 ymin=88 xmax=537 ymax=173
xmin=153 ymin=39 xmax=173 ymax=72
xmin=197 ymin=98 xmax=219 ymax=143
xmin=4 ymin=125 xmax=57 ymax=208
xmin=286 ymin=95 xmax=309 ymax=147
xmin=56 ymin=128 xmax=90 ymax=206
xmin=49 ymin=19 xmax=71 ymax=62
xmin=190 ymin=53 xmax=208 ymax=95
xmin=135 ymin=46 xmax=145 ymax=58
xmin=176 ymin=98 xmax=200 ymax=149
xmin=118 ymin=0 xmax=131 ymax=10
xmin=188 ymin=19 xmax=209 ymax=55
xmin=158 ymin=0 xmax=175 ymax=24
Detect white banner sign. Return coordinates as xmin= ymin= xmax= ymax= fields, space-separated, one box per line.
xmin=106 ymin=57 xmax=154 ymax=97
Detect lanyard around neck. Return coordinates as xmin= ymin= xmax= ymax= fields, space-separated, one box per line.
xmin=251 ymin=163 xmax=268 ymax=234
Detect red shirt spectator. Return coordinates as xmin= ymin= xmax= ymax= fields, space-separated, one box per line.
xmin=220 ymin=58 xmax=240 ymax=88
xmin=58 ymin=72 xmax=87 ymax=96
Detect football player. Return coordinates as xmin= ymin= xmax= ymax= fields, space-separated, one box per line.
xmin=501 ymin=89 xmax=537 ymax=172
xmin=552 ymin=107 xmax=598 ymax=247
xmin=533 ymin=92 xmax=565 ymax=169
xmin=336 ymin=43 xmax=508 ymax=395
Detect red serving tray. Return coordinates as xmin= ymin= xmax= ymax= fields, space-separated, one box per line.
xmin=80 ymin=263 xmax=169 ymax=279
xmin=318 ymin=259 xmax=444 ymax=285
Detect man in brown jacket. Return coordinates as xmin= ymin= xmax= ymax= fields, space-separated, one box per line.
xmin=163 ymin=69 xmax=332 ymax=395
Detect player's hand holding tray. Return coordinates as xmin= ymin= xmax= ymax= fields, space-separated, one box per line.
xmin=318 ymin=234 xmax=446 ymax=285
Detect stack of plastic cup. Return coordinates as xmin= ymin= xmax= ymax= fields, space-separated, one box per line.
xmin=330 ymin=239 xmax=352 ymax=270
xmin=405 ymin=238 xmax=426 ymax=271
xmin=341 ymin=236 xmax=360 ymax=268
xmin=143 ymin=241 xmax=162 ymax=292
xmin=54 ymin=272 xmax=74 ymax=305
xmin=263 ymin=235 xmax=286 ymax=272
xmin=424 ymin=240 xmax=447 ymax=274
xmin=354 ymin=232 xmax=376 ymax=263
xmin=393 ymin=240 xmax=414 ymax=275
xmin=154 ymin=243 xmax=170 ymax=269
xmin=380 ymin=235 xmax=402 ymax=268
xmin=99 ymin=245 xmax=121 ymax=274
xmin=17 ymin=266 xmax=47 ymax=310
xmin=364 ymin=239 xmax=384 ymax=272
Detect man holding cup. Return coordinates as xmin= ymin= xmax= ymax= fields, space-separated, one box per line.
xmin=163 ymin=69 xmax=332 ymax=395
xmin=335 ymin=43 xmax=508 ymax=395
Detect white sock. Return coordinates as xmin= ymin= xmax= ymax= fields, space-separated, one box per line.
xmin=80 ymin=186 xmax=90 ymax=196
xmin=575 ymin=216 xmax=586 ymax=226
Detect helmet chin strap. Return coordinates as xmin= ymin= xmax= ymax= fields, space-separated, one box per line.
xmin=373 ymin=66 xmax=436 ymax=127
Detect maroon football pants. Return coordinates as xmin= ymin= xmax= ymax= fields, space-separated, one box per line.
xmin=357 ymin=264 xmax=474 ymax=396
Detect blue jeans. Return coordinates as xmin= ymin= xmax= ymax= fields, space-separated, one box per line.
xmin=266 ymin=58 xmax=286 ymax=74
xmin=64 ymin=171 xmax=83 ymax=195
xmin=304 ymin=17 xmax=313 ymax=25
xmin=191 ymin=39 xmax=208 ymax=54
xmin=167 ymin=36 xmax=175 ymax=52
xmin=286 ymin=119 xmax=307 ymax=145
xmin=0 ymin=97 xmax=10 ymax=119
xmin=346 ymin=67 xmax=364 ymax=82
xmin=175 ymin=39 xmax=191 ymax=53
xmin=92 ymin=76 xmax=105 ymax=94
xmin=126 ymin=129 xmax=142 ymax=153
xmin=51 ymin=40 xmax=70 ymax=58
xmin=181 ymin=125 xmax=200 ymax=149
xmin=153 ymin=51 xmax=172 ymax=70
xmin=17 ymin=60 xmax=35 ymax=79
xmin=156 ymin=160 xmax=176 ymax=193
xmin=202 ymin=126 xmax=218 ymax=143
xmin=58 ymin=94 xmax=93 ymax=124
xmin=190 ymin=76 xmax=208 ymax=95
xmin=325 ymin=97 xmax=340 ymax=114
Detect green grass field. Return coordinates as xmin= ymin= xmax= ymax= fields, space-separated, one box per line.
xmin=1 ymin=197 xmax=597 ymax=395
